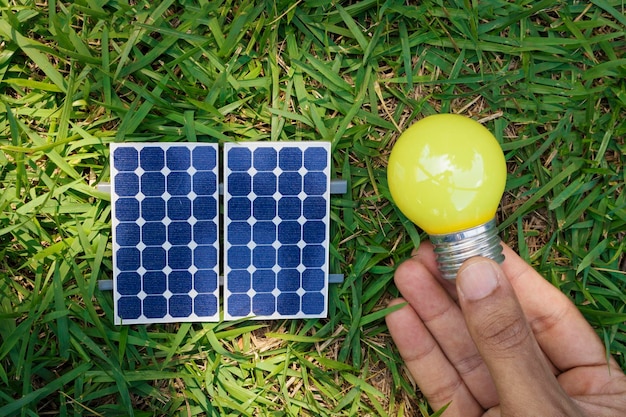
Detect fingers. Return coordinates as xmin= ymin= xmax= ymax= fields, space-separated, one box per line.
xmin=392 ymin=256 xmax=498 ymax=408
xmin=456 ymin=258 xmax=584 ymax=415
xmin=412 ymin=241 xmax=458 ymax=298
xmin=416 ymin=242 xmax=611 ymax=373
xmin=385 ymin=299 xmax=484 ymax=416
xmin=498 ymin=244 xmax=611 ymax=373
xmin=392 ymin=241 xmax=621 ymax=416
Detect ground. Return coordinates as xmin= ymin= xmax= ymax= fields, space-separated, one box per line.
xmin=0 ymin=1 xmax=625 ymax=416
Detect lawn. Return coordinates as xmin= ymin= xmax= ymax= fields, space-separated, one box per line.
xmin=0 ymin=0 xmax=625 ymax=416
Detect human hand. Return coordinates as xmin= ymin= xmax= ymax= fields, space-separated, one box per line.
xmin=386 ymin=242 xmax=626 ymax=416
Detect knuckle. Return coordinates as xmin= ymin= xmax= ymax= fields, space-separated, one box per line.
xmin=421 ymin=299 xmax=455 ymax=324
xmin=529 ymin=304 xmax=568 ymax=335
xmin=475 ymin=312 xmax=532 ymax=354
xmin=403 ymin=336 xmax=438 ymax=363
xmin=422 ymin=377 xmax=463 ymax=406
xmin=454 ymin=351 xmax=485 ymax=376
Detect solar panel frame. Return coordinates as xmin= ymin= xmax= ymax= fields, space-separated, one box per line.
xmin=223 ymin=142 xmax=331 ymax=320
xmin=111 ymin=143 xmax=220 ymax=324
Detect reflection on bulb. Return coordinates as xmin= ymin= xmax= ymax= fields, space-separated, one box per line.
xmin=387 ymin=114 xmax=507 ymax=279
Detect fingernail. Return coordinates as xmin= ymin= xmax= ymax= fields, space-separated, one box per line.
xmin=457 ymin=260 xmax=499 ymax=301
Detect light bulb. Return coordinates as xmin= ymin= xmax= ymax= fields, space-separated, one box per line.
xmin=387 ymin=114 xmax=507 ymax=279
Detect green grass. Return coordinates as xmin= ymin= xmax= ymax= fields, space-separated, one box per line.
xmin=0 ymin=0 xmax=625 ymax=415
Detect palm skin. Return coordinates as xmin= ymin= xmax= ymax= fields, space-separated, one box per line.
xmin=386 ymin=242 xmax=626 ymax=416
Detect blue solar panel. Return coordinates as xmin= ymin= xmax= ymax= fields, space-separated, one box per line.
xmin=111 ymin=143 xmax=220 ymax=324
xmin=223 ymin=142 xmax=331 ymax=320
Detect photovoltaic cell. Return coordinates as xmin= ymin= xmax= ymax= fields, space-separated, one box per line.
xmin=223 ymin=142 xmax=331 ymax=320
xmin=111 ymin=143 xmax=220 ymax=324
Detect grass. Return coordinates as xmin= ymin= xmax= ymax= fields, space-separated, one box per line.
xmin=0 ymin=0 xmax=624 ymax=415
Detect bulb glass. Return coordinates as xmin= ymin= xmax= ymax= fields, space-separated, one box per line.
xmin=388 ymin=114 xmax=506 ymax=235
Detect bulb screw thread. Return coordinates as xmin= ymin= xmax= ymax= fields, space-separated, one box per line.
xmin=429 ymin=218 xmax=504 ymax=280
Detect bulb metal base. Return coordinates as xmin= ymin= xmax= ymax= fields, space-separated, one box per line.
xmin=429 ymin=218 xmax=504 ymax=280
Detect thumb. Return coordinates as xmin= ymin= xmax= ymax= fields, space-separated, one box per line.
xmin=456 ymin=258 xmax=580 ymax=414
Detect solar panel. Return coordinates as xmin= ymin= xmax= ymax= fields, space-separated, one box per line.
xmin=111 ymin=143 xmax=220 ymax=324
xmin=223 ymin=142 xmax=331 ymax=320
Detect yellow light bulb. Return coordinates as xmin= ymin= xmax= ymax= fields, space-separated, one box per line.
xmin=387 ymin=114 xmax=507 ymax=279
